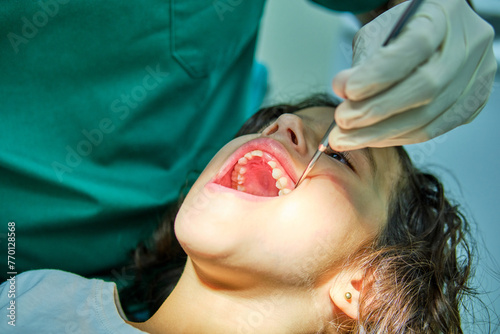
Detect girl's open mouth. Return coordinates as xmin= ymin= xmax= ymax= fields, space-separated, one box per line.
xmin=211 ymin=138 xmax=297 ymax=197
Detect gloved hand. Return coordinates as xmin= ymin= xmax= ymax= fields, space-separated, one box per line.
xmin=329 ymin=0 xmax=497 ymax=151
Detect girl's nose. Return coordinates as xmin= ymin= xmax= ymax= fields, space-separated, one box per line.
xmin=261 ymin=114 xmax=308 ymax=155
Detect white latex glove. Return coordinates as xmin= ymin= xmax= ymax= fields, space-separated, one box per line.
xmin=330 ymin=0 xmax=497 ymax=151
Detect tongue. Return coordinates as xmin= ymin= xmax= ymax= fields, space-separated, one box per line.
xmin=238 ymin=160 xmax=279 ymax=197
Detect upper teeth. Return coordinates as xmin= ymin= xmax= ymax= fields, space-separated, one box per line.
xmin=278 ymin=188 xmax=292 ymax=196
xmin=276 ymin=177 xmax=288 ymax=189
xmin=271 ymin=168 xmax=282 ymax=179
xmin=231 ymin=150 xmax=293 ymax=196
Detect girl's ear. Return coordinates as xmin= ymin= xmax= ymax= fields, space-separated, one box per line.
xmin=328 ymin=269 xmax=368 ymax=320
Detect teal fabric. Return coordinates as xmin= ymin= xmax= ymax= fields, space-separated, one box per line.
xmin=310 ymin=0 xmax=388 ymax=13
xmin=0 ymin=0 xmax=266 ymax=279
xmin=0 ymin=0 xmax=381 ymax=281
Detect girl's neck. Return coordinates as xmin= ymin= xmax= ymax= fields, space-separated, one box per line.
xmin=129 ymin=259 xmax=330 ymax=334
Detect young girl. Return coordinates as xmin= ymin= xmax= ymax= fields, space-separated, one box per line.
xmin=0 ymin=95 xmax=473 ymax=333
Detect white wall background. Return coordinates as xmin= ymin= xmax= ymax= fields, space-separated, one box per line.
xmin=256 ymin=0 xmax=500 ymax=330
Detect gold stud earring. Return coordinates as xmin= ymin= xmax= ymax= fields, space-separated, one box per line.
xmin=345 ymin=292 xmax=352 ymax=301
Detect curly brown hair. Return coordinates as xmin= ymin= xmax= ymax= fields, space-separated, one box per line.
xmin=333 ymin=145 xmax=474 ymax=333
xmin=119 ymin=94 xmax=475 ymax=333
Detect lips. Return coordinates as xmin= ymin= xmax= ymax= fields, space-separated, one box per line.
xmin=210 ymin=138 xmax=298 ymax=197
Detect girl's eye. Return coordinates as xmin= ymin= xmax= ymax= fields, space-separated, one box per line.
xmin=323 ymin=147 xmax=355 ymax=171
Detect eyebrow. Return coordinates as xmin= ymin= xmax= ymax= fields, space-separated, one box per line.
xmin=296 ymin=113 xmax=314 ymax=122
xmin=296 ymin=113 xmax=328 ymax=136
xmin=359 ymin=147 xmax=377 ymax=177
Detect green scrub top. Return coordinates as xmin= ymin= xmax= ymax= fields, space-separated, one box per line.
xmin=0 ymin=0 xmax=385 ymax=280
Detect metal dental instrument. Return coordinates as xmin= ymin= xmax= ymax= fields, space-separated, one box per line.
xmin=295 ymin=121 xmax=336 ymax=187
xmin=382 ymin=0 xmax=425 ymax=47
xmin=294 ymin=0 xmax=425 ymax=188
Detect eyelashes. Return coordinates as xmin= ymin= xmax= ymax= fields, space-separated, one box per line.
xmin=323 ymin=147 xmax=355 ymax=171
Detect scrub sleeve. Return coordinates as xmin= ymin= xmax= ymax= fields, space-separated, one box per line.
xmin=0 ymin=269 xmax=146 ymax=333
xmin=0 ymin=0 xmax=386 ymax=281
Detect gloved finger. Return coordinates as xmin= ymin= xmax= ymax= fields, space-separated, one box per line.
xmin=329 ymin=106 xmax=432 ymax=151
xmin=350 ymin=1 xmax=410 ymax=66
xmin=380 ymin=94 xmax=491 ymax=148
xmin=329 ymin=68 xmax=495 ymax=151
xmin=343 ymin=6 xmax=447 ymax=101
xmin=335 ymin=48 xmax=466 ymax=130
xmin=335 ymin=9 xmax=495 ymax=136
xmin=463 ymin=50 xmax=498 ymax=124
xmin=332 ymin=69 xmax=354 ymax=100
xmin=330 ymin=0 xmax=497 ymax=151
xmin=427 ymin=65 xmax=497 ymax=134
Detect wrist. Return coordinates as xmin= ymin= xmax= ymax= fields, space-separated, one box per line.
xmin=355 ymin=0 xmax=407 ymax=25
xmin=357 ymin=0 xmax=475 ymax=25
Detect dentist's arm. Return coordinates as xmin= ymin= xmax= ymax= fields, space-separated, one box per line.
xmin=329 ymin=0 xmax=497 ymax=151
